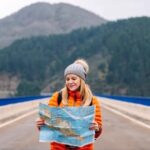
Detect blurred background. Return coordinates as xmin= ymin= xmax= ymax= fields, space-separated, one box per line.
xmin=0 ymin=0 xmax=150 ymax=98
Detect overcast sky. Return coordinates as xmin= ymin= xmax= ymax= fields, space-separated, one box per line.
xmin=0 ymin=0 xmax=149 ymax=20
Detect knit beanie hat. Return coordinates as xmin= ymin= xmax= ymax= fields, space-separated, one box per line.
xmin=64 ymin=59 xmax=89 ymax=80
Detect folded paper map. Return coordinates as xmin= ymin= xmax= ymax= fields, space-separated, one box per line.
xmin=39 ymin=103 xmax=95 ymax=147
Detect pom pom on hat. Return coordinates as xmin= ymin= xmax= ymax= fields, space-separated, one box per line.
xmin=64 ymin=59 xmax=89 ymax=80
xmin=74 ymin=59 xmax=89 ymax=74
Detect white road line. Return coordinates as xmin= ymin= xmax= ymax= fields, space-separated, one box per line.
xmin=0 ymin=109 xmax=38 ymax=128
xmin=103 ymin=105 xmax=150 ymax=130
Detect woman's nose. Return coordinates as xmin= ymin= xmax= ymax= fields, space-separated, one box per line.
xmin=68 ymin=79 xmax=73 ymax=83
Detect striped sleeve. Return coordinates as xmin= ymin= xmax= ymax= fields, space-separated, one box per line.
xmin=92 ymin=96 xmax=103 ymax=139
xmin=48 ymin=92 xmax=59 ymax=107
xmin=93 ymin=96 xmax=102 ymax=127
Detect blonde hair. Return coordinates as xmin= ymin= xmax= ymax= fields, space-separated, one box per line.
xmin=61 ymin=59 xmax=93 ymax=106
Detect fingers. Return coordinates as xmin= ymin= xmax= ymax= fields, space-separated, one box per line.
xmin=89 ymin=122 xmax=99 ymax=131
xmin=36 ymin=118 xmax=44 ymax=122
xmin=36 ymin=118 xmax=45 ymax=130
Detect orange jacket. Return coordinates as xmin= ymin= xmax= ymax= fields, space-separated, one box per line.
xmin=48 ymin=91 xmax=102 ymax=150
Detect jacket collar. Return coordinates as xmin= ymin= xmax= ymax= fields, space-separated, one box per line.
xmin=68 ymin=90 xmax=81 ymax=99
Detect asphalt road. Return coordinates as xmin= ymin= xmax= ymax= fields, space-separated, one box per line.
xmin=0 ymin=107 xmax=150 ymax=150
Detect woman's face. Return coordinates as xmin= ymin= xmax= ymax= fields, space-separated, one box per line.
xmin=65 ymin=74 xmax=81 ymax=91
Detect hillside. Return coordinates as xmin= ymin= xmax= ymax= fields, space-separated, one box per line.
xmin=0 ymin=17 xmax=150 ymax=97
xmin=0 ymin=2 xmax=106 ymax=49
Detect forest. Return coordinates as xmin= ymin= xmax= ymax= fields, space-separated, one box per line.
xmin=0 ymin=17 xmax=150 ymax=97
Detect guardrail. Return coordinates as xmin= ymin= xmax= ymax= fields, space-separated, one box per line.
xmin=0 ymin=95 xmax=51 ymax=106
xmin=96 ymin=94 xmax=150 ymax=106
xmin=0 ymin=94 xmax=150 ymax=106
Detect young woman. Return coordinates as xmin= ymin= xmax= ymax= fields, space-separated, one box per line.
xmin=37 ymin=59 xmax=102 ymax=150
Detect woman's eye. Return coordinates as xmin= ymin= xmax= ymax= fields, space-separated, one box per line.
xmin=66 ymin=76 xmax=77 ymax=81
xmin=72 ymin=78 xmax=76 ymax=80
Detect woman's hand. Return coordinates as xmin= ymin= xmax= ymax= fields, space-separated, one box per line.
xmin=36 ymin=118 xmax=45 ymax=130
xmin=89 ymin=121 xmax=99 ymax=131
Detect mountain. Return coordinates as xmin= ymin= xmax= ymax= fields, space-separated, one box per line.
xmin=0 ymin=2 xmax=107 ymax=49
xmin=0 ymin=17 xmax=150 ymax=98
